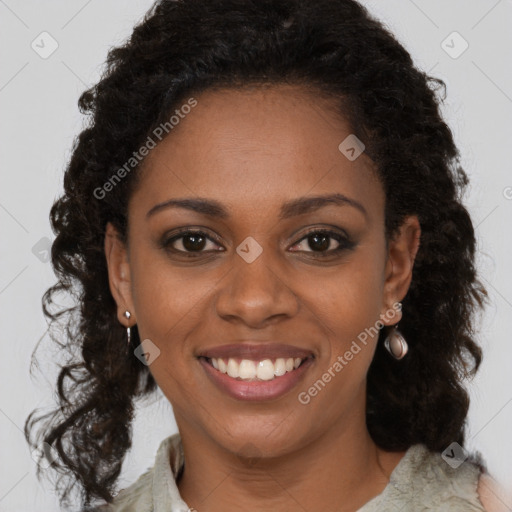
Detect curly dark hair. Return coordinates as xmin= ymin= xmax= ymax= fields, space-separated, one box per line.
xmin=24 ymin=0 xmax=488 ymax=509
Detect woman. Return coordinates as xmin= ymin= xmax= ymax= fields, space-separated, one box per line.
xmin=24 ymin=0 xmax=507 ymax=510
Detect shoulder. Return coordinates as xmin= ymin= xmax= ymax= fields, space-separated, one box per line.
xmin=386 ymin=444 xmax=488 ymax=511
xmin=477 ymin=472 xmax=512 ymax=512
xmin=83 ymin=433 xmax=182 ymax=512
xmin=83 ymin=466 xmax=155 ymax=512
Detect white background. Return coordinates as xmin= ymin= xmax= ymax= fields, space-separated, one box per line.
xmin=1 ymin=1 xmax=511 ymax=510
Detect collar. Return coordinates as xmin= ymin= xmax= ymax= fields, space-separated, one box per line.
xmin=151 ymin=433 xmax=190 ymax=512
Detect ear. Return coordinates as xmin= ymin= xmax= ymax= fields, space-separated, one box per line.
xmin=104 ymin=222 xmax=136 ymax=328
xmin=380 ymin=215 xmax=421 ymax=326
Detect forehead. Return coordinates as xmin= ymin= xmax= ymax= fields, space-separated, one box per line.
xmin=131 ymin=84 xmax=383 ymax=222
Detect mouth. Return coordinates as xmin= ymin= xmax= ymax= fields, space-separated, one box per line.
xmin=200 ymin=355 xmax=310 ymax=381
xmin=197 ymin=343 xmax=315 ymax=401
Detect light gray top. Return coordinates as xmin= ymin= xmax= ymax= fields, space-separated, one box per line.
xmin=92 ymin=433 xmax=486 ymax=512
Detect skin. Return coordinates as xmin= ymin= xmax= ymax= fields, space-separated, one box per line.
xmin=478 ymin=473 xmax=512 ymax=512
xmin=105 ymin=84 xmax=423 ymax=512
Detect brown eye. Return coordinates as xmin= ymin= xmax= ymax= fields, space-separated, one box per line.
xmin=180 ymin=233 xmax=208 ymax=251
xmin=162 ymin=230 xmax=223 ymax=255
xmin=290 ymin=229 xmax=355 ymax=255
xmin=304 ymin=232 xmax=333 ymax=252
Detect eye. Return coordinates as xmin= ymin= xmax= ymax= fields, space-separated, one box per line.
xmin=160 ymin=227 xmax=354 ymax=258
xmin=290 ymin=229 xmax=354 ymax=255
xmin=161 ymin=229 xmax=223 ymax=255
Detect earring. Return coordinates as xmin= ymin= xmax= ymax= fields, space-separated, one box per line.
xmin=383 ymin=324 xmax=408 ymax=360
xmin=124 ymin=311 xmax=131 ymax=346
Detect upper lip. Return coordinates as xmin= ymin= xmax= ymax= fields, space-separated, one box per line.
xmin=198 ymin=343 xmax=314 ymax=360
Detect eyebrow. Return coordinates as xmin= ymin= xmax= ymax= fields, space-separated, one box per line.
xmin=146 ymin=193 xmax=368 ymax=220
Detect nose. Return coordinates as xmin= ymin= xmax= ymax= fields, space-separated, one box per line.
xmin=214 ymin=250 xmax=300 ymax=329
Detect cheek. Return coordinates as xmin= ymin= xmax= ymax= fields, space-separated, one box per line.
xmin=298 ymin=256 xmax=385 ymax=408
xmin=130 ymin=251 xmax=214 ymax=341
xmin=293 ymin=260 xmax=383 ymax=426
xmin=303 ymin=253 xmax=385 ymax=346
xmin=129 ymin=257 xmax=214 ymax=407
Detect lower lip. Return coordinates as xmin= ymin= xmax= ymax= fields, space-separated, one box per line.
xmin=199 ymin=357 xmax=314 ymax=401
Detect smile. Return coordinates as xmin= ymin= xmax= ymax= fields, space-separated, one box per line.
xmin=197 ymin=343 xmax=315 ymax=401
xmin=206 ymin=356 xmax=305 ymax=381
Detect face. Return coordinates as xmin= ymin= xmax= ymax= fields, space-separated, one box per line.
xmin=105 ymin=84 xmax=420 ymax=459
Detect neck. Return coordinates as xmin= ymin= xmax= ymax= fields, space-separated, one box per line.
xmin=176 ymin=406 xmax=402 ymax=512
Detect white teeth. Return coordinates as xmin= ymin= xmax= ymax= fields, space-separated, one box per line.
xmin=256 ymin=359 xmax=275 ymax=381
xmin=227 ymin=359 xmax=239 ymax=378
xmin=218 ymin=358 xmax=227 ymax=373
xmin=238 ymin=359 xmax=256 ymax=379
xmin=274 ymin=358 xmax=286 ymax=376
xmin=209 ymin=356 xmax=307 ymax=381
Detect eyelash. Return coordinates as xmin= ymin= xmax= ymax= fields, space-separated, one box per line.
xmin=160 ymin=227 xmax=355 ymax=258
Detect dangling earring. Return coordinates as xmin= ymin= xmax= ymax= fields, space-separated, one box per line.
xmin=124 ymin=310 xmax=131 ymax=346
xmin=383 ymin=324 xmax=408 ymax=360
